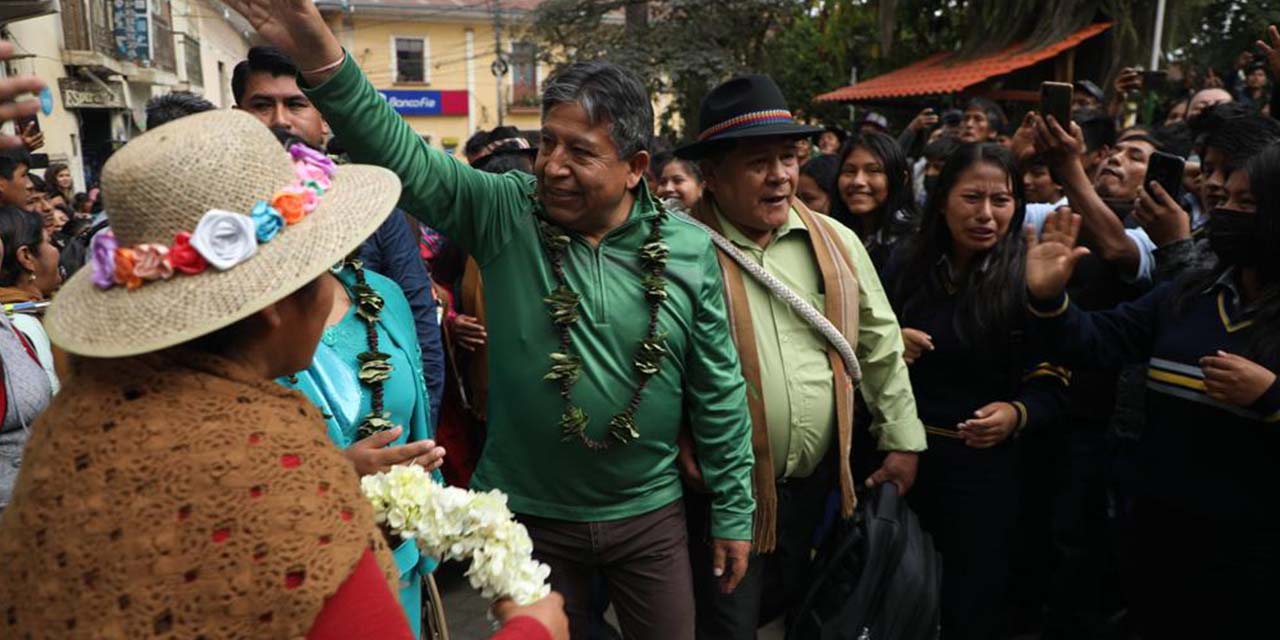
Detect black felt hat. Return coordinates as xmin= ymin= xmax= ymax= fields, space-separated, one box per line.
xmin=675 ymin=74 xmax=823 ymax=160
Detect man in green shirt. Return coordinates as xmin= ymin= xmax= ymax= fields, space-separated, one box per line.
xmin=673 ymin=75 xmax=926 ymax=638
xmin=223 ymin=2 xmax=755 ymax=638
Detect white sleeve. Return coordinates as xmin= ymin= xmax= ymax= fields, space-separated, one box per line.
xmin=1023 ymin=203 xmax=1055 ymax=233
xmin=1123 ymin=227 xmax=1156 ymax=287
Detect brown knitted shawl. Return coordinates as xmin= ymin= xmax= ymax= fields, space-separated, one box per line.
xmin=0 ymin=351 xmax=398 ymax=639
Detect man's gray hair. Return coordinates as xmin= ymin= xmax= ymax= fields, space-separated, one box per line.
xmin=541 ymin=61 xmax=653 ymax=158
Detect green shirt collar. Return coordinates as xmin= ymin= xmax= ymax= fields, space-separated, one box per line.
xmin=713 ymin=206 xmax=807 ymax=252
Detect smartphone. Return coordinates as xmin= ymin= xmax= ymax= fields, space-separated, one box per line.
xmin=1040 ymin=81 xmax=1073 ymax=128
xmin=1145 ymin=151 xmax=1185 ymax=201
xmin=14 ymin=113 xmax=39 ymax=136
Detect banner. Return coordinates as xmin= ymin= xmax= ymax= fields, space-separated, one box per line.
xmin=112 ymin=0 xmax=151 ymax=61
xmin=377 ymin=90 xmax=469 ymax=117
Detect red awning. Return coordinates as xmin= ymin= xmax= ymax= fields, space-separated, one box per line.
xmin=816 ymin=22 xmax=1112 ymax=103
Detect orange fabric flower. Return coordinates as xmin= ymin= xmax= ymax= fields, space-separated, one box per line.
xmin=113 ymin=248 xmax=143 ymax=290
xmin=272 ymin=191 xmax=307 ymax=225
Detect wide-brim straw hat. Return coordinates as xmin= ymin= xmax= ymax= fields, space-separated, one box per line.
xmin=45 ymin=109 xmax=401 ymax=358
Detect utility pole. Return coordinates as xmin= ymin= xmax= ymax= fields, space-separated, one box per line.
xmin=491 ymin=0 xmax=506 ymax=126
xmin=1149 ymin=0 xmax=1167 ymax=71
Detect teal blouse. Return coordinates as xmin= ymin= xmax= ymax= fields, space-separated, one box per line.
xmin=279 ymin=265 xmax=439 ymax=638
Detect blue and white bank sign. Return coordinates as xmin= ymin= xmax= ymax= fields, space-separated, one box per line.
xmin=377 ymin=90 xmax=468 ymax=116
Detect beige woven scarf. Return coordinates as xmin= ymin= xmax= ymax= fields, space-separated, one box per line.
xmin=691 ymin=197 xmax=861 ymax=553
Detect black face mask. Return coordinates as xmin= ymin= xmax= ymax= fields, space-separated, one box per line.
xmin=923 ymin=175 xmax=940 ymax=198
xmin=1208 ymin=207 xmax=1263 ymax=267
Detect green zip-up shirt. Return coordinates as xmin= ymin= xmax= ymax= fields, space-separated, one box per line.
xmin=306 ymin=55 xmax=755 ymax=540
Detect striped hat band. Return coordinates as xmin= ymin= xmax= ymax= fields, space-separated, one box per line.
xmin=697 ymin=109 xmax=796 ymax=141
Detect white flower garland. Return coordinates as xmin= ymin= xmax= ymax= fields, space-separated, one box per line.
xmin=361 ymin=465 xmax=552 ymax=605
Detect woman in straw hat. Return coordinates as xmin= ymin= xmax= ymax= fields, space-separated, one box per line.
xmin=0 ymin=108 xmax=565 ymax=639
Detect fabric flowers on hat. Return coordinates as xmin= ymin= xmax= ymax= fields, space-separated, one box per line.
xmin=88 ymin=142 xmax=334 ymax=291
xmin=90 ymin=230 xmax=118 ymax=290
xmin=271 ymin=189 xmax=310 ymax=225
xmin=113 ymin=248 xmax=142 ymax=291
xmin=290 ymin=143 xmax=337 ymax=176
xmin=132 ymin=244 xmax=174 ymax=283
xmin=250 ymin=201 xmax=285 ymax=243
xmin=169 ymin=231 xmax=208 ymax=275
xmin=190 ymin=210 xmax=259 ymax=271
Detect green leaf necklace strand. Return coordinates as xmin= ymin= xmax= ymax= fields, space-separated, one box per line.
xmin=537 ymin=200 xmax=671 ymax=450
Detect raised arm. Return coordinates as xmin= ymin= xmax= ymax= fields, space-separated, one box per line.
xmin=223 ymin=0 xmax=527 ymax=262
xmin=1032 ymin=113 xmax=1143 ymax=277
xmin=1024 ymin=208 xmax=1164 ymax=370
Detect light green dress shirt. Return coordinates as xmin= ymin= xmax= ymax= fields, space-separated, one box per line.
xmin=714 ymin=208 xmax=926 ymax=479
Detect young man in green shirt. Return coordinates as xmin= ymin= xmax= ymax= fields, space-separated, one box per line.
xmin=673 ymin=74 xmax=927 ymax=638
xmin=223 ymin=2 xmax=756 ymax=638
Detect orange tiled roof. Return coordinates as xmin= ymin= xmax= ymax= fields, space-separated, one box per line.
xmin=816 ymin=22 xmax=1112 ymax=103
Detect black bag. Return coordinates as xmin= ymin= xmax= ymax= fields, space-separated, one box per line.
xmin=787 ymin=482 xmax=941 ymax=640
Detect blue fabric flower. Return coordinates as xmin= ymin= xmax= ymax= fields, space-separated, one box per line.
xmin=250 ymin=200 xmax=285 ymax=243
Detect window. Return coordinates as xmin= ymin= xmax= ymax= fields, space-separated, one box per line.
xmin=510 ymin=41 xmax=538 ymax=106
xmin=394 ymin=37 xmax=428 ymax=84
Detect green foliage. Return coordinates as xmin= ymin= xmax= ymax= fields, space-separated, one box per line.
xmin=1177 ymin=1 xmax=1278 ymax=77
xmin=528 ymin=0 xmax=1279 ymax=140
xmin=529 ymin=0 xmax=804 ymax=141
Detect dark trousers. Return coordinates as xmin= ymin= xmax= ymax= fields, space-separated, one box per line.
xmin=1124 ymin=499 xmax=1279 ymax=639
xmin=685 ymin=467 xmax=832 ymax=640
xmin=519 ymin=500 xmax=694 ymax=640
xmin=1044 ymin=427 xmax=1116 ymax=639
xmin=911 ymin=435 xmax=1019 ymax=640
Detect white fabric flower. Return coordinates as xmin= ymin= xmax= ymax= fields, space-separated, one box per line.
xmin=189 ymin=209 xmax=259 ymax=271
xmin=360 ymin=465 xmax=551 ymax=605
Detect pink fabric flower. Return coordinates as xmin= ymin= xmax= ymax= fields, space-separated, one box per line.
xmin=289 ymin=143 xmax=337 ymax=179
xmin=295 ymin=162 xmax=332 ymax=192
xmin=132 ymin=243 xmax=174 ymax=282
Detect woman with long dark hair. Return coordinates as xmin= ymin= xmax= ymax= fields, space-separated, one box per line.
xmin=0 ymin=206 xmax=61 ymax=393
xmin=43 ymin=163 xmax=73 ymax=204
xmin=1024 ymin=141 xmax=1280 ymax=639
xmin=883 ymin=143 xmax=1070 ymax=640
xmin=829 ymin=131 xmax=918 ymax=267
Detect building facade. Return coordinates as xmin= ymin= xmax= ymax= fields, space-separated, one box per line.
xmin=318 ymin=0 xmax=549 ymax=155
xmin=0 ymin=0 xmax=252 ymax=192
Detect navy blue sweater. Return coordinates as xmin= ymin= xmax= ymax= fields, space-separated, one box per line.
xmin=885 ymin=260 xmax=1070 ymax=437
xmin=1029 ymin=272 xmax=1280 ymax=525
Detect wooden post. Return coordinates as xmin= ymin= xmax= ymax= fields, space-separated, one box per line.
xmin=1054 ymin=48 xmax=1076 ymax=83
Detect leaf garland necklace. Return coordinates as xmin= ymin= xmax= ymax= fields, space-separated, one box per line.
xmin=537 ymin=200 xmax=671 ymax=450
xmin=345 ymin=259 xmax=397 ymax=440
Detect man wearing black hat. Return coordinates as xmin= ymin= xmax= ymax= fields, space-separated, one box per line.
xmin=672 ymin=74 xmax=926 ymax=638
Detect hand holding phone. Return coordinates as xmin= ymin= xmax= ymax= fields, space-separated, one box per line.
xmin=15 ymin=113 xmax=42 ymax=151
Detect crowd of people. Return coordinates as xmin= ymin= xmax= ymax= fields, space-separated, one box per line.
xmin=0 ymin=2 xmax=1277 ymax=639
